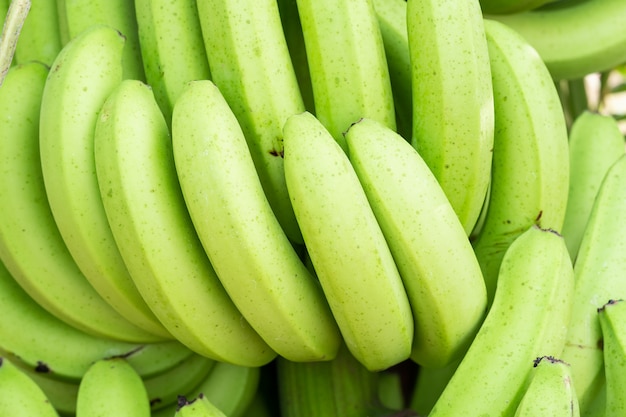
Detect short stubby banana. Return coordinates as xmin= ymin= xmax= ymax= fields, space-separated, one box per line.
xmin=472 ymin=19 xmax=570 ymax=305
xmin=344 ymin=118 xmax=487 ymax=369
xmin=598 ymin=299 xmax=626 ymax=417
xmin=172 ymin=80 xmax=341 ymax=363
xmin=14 ymin=0 xmax=61 ymax=66
xmin=428 ymin=225 xmax=575 ymax=417
xmin=488 ymin=0 xmax=626 ymax=80
xmin=94 ymin=78 xmax=276 ymax=367
xmin=407 ymin=0 xmax=495 ymax=236
xmin=0 ymin=357 xmax=60 ymax=417
xmin=283 ymin=111 xmax=414 ymax=371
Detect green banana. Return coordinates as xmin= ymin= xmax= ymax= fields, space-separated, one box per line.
xmin=561 ymin=111 xmax=625 ymax=262
xmin=488 ymin=0 xmax=626 ymax=80
xmin=344 ymin=117 xmax=487 ymax=369
xmin=76 ymin=357 xmax=151 ymax=417
xmin=134 ymin=0 xmax=211 ymax=125
xmin=407 ymin=0 xmax=494 ymax=236
xmin=172 ymin=80 xmax=341 ymax=363
xmin=409 ymin=358 xmax=461 ymax=416
xmin=196 ymin=0 xmax=305 ymax=245
xmin=428 ymin=225 xmax=575 ymax=417
xmin=513 ymin=356 xmax=580 ymax=417
xmin=560 ymin=153 xmax=626 ymax=413
xmin=597 ymin=299 xmax=626 ymax=417
xmin=283 ymin=111 xmax=413 ymax=371
xmin=94 ymin=78 xmax=275 ymax=367
xmin=0 ymin=356 xmax=59 ymax=417
xmin=175 ymin=395 xmax=227 ymax=417
xmin=14 ymin=0 xmax=61 ymax=66
xmin=0 ymin=0 xmax=29 ymax=85
xmin=38 ymin=24 xmax=170 ymax=341
xmin=480 ymin=0 xmax=559 ymax=15
xmin=295 ymin=0 xmax=396 ymax=151
xmin=472 ymin=19 xmax=570 ymax=305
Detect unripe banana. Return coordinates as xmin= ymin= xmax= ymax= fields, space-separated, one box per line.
xmin=0 ymin=0 xmax=29 ymax=85
xmin=0 ymin=356 xmax=59 ymax=417
xmin=14 ymin=0 xmax=61 ymax=66
xmin=480 ymin=0 xmax=559 ymax=15
xmin=175 ymin=395 xmax=227 ymax=417
xmin=283 ymin=111 xmax=413 ymax=371
xmin=597 ymin=299 xmax=626 ymax=417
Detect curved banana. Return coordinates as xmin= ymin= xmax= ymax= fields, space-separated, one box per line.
xmin=295 ymin=0 xmax=396 ymax=151
xmin=513 ymin=356 xmax=580 ymax=417
xmin=38 ymin=24 xmax=170 ymax=341
xmin=14 ymin=0 xmax=61 ymax=66
xmin=561 ymin=111 xmax=625 ymax=262
xmin=95 ymin=78 xmax=274 ymax=366
xmin=487 ymin=0 xmax=626 ymax=80
xmin=283 ymin=111 xmax=413 ymax=371
xmin=407 ymin=0 xmax=494 ymax=236
xmin=428 ymin=225 xmax=575 ymax=417
xmin=480 ymin=0 xmax=558 ymax=15
xmin=560 ymin=153 xmax=626 ymax=413
xmin=76 ymin=357 xmax=150 ymax=417
xmin=172 ymin=80 xmax=341 ymax=363
xmin=472 ymin=19 xmax=570 ymax=305
xmin=597 ymin=299 xmax=626 ymax=417
xmin=175 ymin=395 xmax=227 ymax=417
xmin=344 ymin=118 xmax=487 ymax=368
xmin=134 ymin=0 xmax=211 ymax=125
xmin=196 ymin=0 xmax=305 ymax=244
xmin=0 ymin=357 xmax=59 ymax=417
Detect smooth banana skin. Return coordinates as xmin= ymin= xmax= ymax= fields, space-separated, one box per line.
xmin=57 ymin=0 xmax=144 ymax=80
xmin=472 ymin=19 xmax=570 ymax=305
xmin=0 ymin=357 xmax=60 ymax=417
xmin=597 ymin=299 xmax=626 ymax=417
xmin=513 ymin=356 xmax=580 ymax=417
xmin=560 ymin=153 xmax=626 ymax=413
xmin=561 ymin=111 xmax=625 ymax=262
xmin=134 ymin=0 xmax=211 ymax=125
xmin=196 ymin=0 xmax=305 ymax=245
xmin=488 ymin=0 xmax=626 ymax=80
xmin=38 ymin=24 xmax=170 ymax=341
xmin=76 ymin=357 xmax=151 ymax=417
xmin=344 ymin=118 xmax=487 ymax=369
xmin=295 ymin=0 xmax=396 ymax=151
xmin=13 ymin=0 xmax=61 ymax=66
xmin=428 ymin=225 xmax=575 ymax=417
xmin=172 ymin=80 xmax=341 ymax=363
xmin=407 ymin=0 xmax=495 ymax=236
xmin=283 ymin=111 xmax=413 ymax=371
xmin=94 ymin=78 xmax=275 ymax=366
xmin=175 ymin=395 xmax=227 ymax=417
xmin=480 ymin=0 xmax=559 ymax=15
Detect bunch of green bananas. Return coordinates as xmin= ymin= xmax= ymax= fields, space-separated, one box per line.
xmin=0 ymin=0 xmax=625 ymax=415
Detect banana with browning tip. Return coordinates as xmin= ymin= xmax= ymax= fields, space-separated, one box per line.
xmin=14 ymin=0 xmax=61 ymax=66
xmin=0 ymin=357 xmax=59 ymax=417
xmin=597 ymin=299 xmax=626 ymax=417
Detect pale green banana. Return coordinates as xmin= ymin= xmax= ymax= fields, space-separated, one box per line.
xmin=344 ymin=118 xmax=487 ymax=369
xmin=472 ymin=19 xmax=570 ymax=305
xmin=295 ymin=0 xmax=396 ymax=151
xmin=172 ymin=80 xmax=341 ymax=362
xmin=429 ymin=225 xmax=575 ymax=417
xmin=561 ymin=111 xmax=625 ymax=262
xmin=283 ymin=111 xmax=413 ymax=371
xmin=597 ymin=299 xmax=626 ymax=417
xmin=407 ymin=0 xmax=494 ymax=236
xmin=175 ymin=395 xmax=227 ymax=417
xmin=480 ymin=0 xmax=559 ymax=15
xmin=488 ymin=0 xmax=626 ymax=80
xmin=14 ymin=0 xmax=61 ymax=66
xmin=0 ymin=356 xmax=59 ymax=417
xmin=38 ymin=24 xmax=170 ymax=341
xmin=196 ymin=0 xmax=305 ymax=245
xmin=94 ymin=78 xmax=275 ymax=366
xmin=0 ymin=0 xmax=29 ymax=85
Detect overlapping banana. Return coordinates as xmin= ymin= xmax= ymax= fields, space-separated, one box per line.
xmin=0 ymin=356 xmax=59 ymax=417
xmin=597 ymin=299 xmax=626 ymax=417
xmin=13 ymin=0 xmax=60 ymax=66
xmin=0 ymin=0 xmax=29 ymax=85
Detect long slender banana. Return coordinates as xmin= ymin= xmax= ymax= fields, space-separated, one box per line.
xmin=13 ymin=0 xmax=61 ymax=66
xmin=480 ymin=0 xmax=558 ymax=15
xmin=597 ymin=299 xmax=626 ymax=417
xmin=134 ymin=0 xmax=211 ymax=125
xmin=295 ymin=0 xmax=396 ymax=151
xmin=471 ymin=19 xmax=570 ymax=305
xmin=38 ymin=24 xmax=170 ymax=341
xmin=283 ymin=111 xmax=413 ymax=371
xmin=407 ymin=0 xmax=494 ymax=236
xmin=0 ymin=0 xmax=29 ymax=85
xmin=488 ymin=0 xmax=626 ymax=80
xmin=195 ymin=0 xmax=305 ymax=245
xmin=57 ymin=0 xmax=144 ymax=80
xmin=560 ymin=153 xmax=626 ymax=413
xmin=175 ymin=395 xmax=227 ymax=417
xmin=428 ymin=225 xmax=575 ymax=417
xmin=76 ymin=357 xmax=151 ymax=417
xmin=95 ymin=78 xmax=275 ymax=367
xmin=513 ymin=356 xmax=580 ymax=417
xmin=172 ymin=80 xmax=341 ymax=363
xmin=344 ymin=118 xmax=487 ymax=369
xmin=0 ymin=357 xmax=59 ymax=417
xmin=561 ymin=111 xmax=625 ymax=262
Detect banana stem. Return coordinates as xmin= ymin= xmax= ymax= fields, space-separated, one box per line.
xmin=0 ymin=0 xmax=30 ymax=86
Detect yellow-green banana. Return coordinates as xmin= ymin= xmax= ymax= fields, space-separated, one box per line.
xmin=480 ymin=0 xmax=559 ymax=15
xmin=597 ymin=299 xmax=626 ymax=417
xmin=14 ymin=0 xmax=61 ymax=66
xmin=0 ymin=356 xmax=59 ymax=417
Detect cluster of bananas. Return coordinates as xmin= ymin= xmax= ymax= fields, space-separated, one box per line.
xmin=0 ymin=0 xmax=625 ymax=415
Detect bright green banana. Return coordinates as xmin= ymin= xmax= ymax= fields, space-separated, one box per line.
xmin=0 ymin=356 xmax=59 ymax=417
xmin=429 ymin=225 xmax=575 ymax=417
xmin=407 ymin=0 xmax=495 ymax=236
xmin=172 ymin=80 xmax=341 ymax=363
xmin=597 ymin=299 xmax=626 ymax=417
xmin=14 ymin=0 xmax=61 ymax=66
xmin=283 ymin=111 xmax=413 ymax=371
xmin=472 ymin=19 xmax=570 ymax=305
xmin=344 ymin=118 xmax=487 ymax=369
xmin=480 ymin=0 xmax=559 ymax=15
xmin=175 ymin=395 xmax=227 ymax=417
